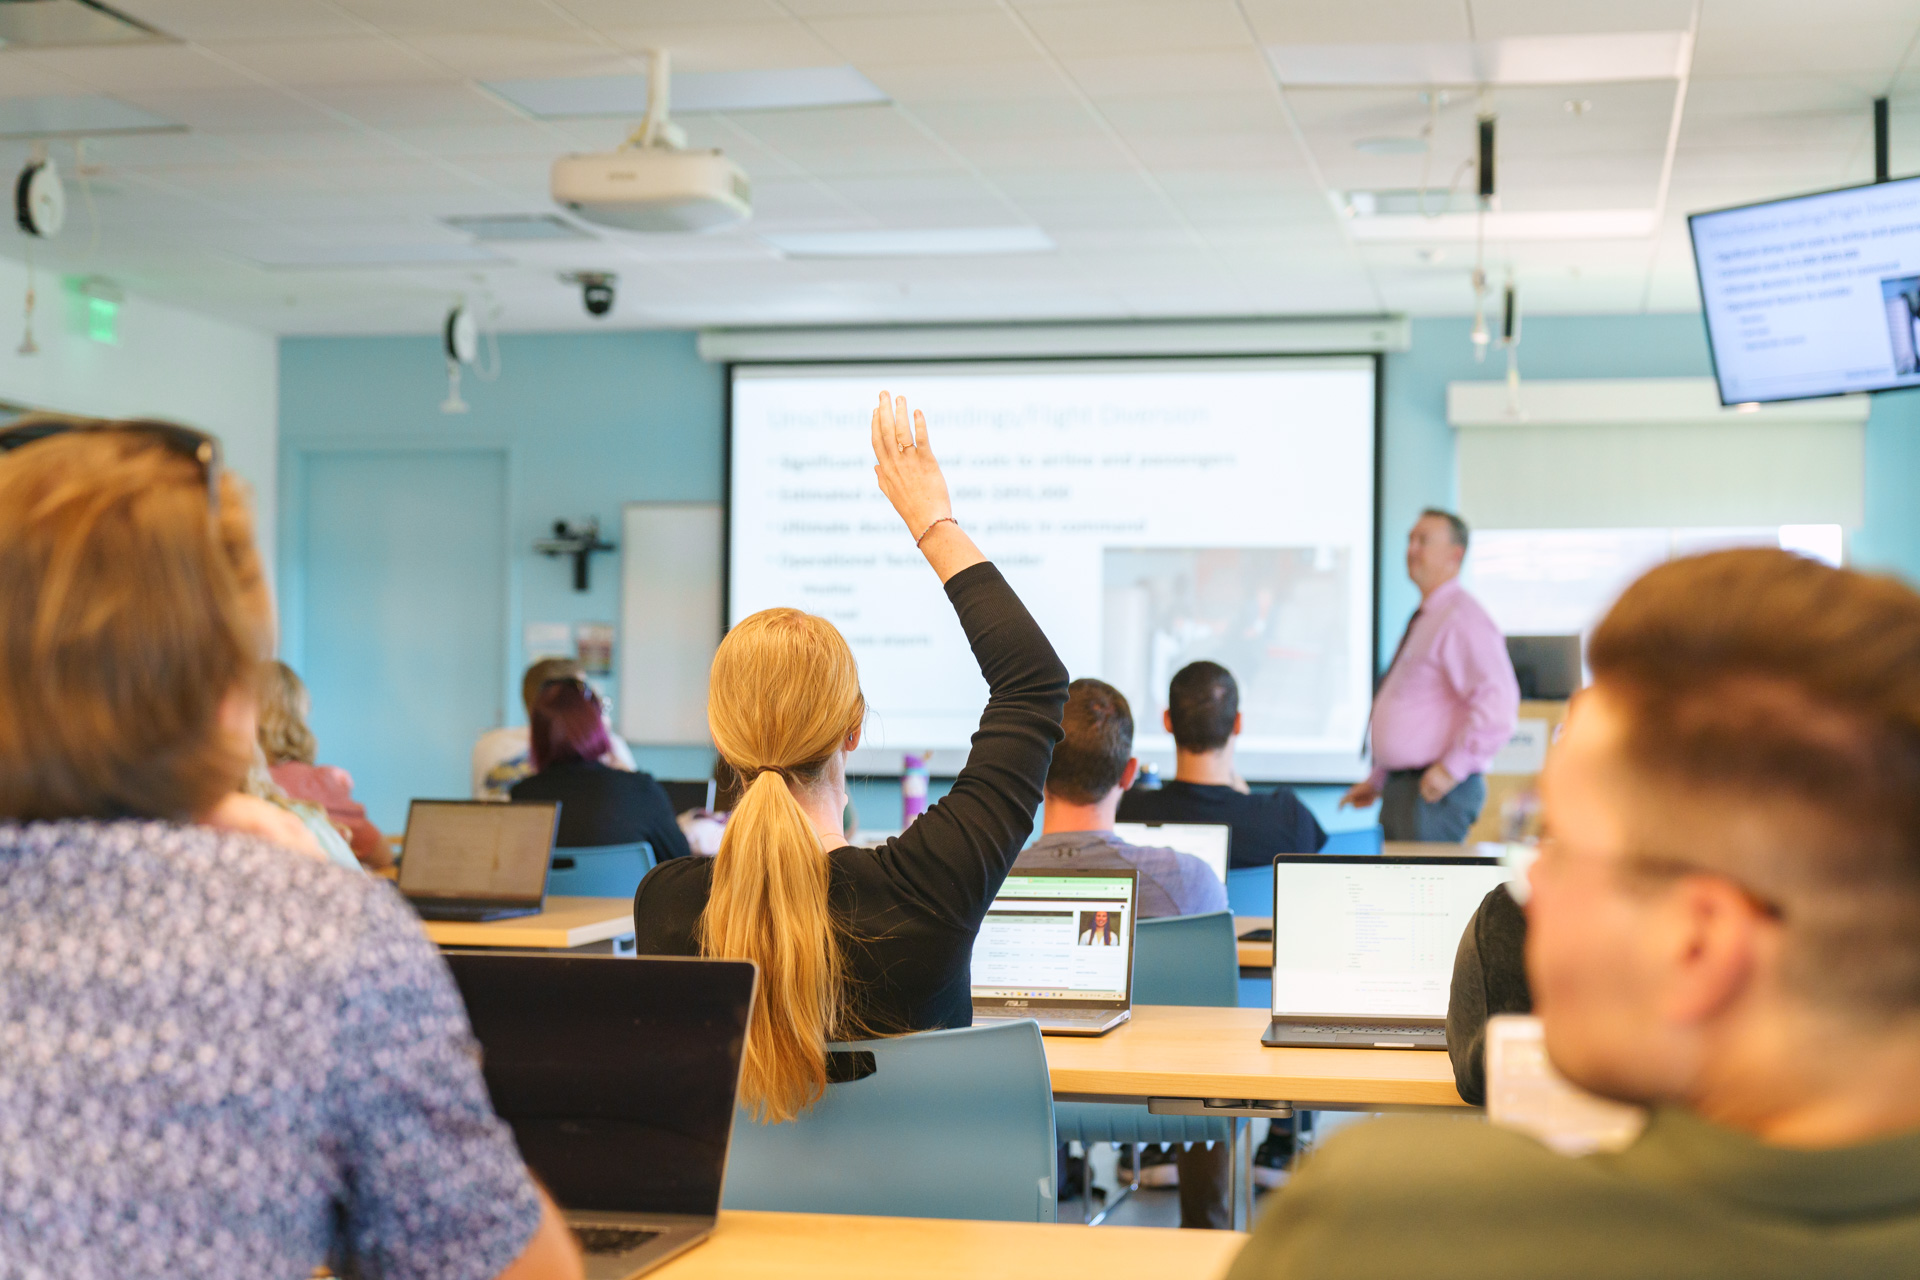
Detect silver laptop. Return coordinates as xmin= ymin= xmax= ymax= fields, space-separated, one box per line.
xmin=1262 ymin=854 xmax=1510 ymax=1049
xmin=971 ymin=869 xmax=1138 ymax=1037
xmin=399 ymin=799 xmax=559 ymax=922
xmin=1113 ymin=821 xmax=1231 ymax=883
xmin=446 ymin=953 xmax=756 ymax=1279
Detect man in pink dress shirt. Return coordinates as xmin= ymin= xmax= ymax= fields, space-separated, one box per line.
xmin=1342 ymin=509 xmax=1519 ymax=841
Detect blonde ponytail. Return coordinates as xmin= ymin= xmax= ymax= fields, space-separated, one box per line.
xmin=701 ymin=608 xmax=866 ymax=1123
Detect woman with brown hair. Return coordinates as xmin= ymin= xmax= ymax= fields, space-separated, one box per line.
xmin=633 ymin=393 xmax=1069 ymax=1123
xmin=0 ymin=416 xmax=580 ymax=1280
xmin=259 ymin=658 xmax=392 ymax=868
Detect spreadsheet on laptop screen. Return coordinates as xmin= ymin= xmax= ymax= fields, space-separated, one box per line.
xmin=972 ymin=875 xmax=1135 ymax=1002
xmin=1112 ymin=822 xmax=1230 ymax=883
xmin=1271 ymin=860 xmax=1511 ymax=1018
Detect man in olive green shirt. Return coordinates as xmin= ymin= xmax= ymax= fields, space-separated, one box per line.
xmin=1229 ymin=549 xmax=1920 ymax=1279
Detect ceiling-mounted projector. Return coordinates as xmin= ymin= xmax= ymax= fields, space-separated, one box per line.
xmin=552 ymin=49 xmax=751 ymax=233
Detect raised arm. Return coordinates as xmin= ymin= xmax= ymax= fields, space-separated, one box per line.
xmin=867 ymin=393 xmax=1069 ymax=929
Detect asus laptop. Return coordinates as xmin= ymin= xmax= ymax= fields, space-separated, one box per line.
xmin=447 ymin=953 xmax=757 ymax=1279
xmin=1112 ymin=821 xmax=1232 ymax=883
xmin=971 ymin=868 xmax=1138 ymax=1036
xmin=398 ymin=799 xmax=559 ymax=922
xmin=1262 ymin=853 xmax=1511 ymax=1049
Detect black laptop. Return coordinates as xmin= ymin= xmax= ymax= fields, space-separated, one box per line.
xmin=398 ymin=799 xmax=559 ymax=922
xmin=447 ymin=954 xmax=757 ymax=1279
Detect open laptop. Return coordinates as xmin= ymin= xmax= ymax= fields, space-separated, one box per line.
xmin=446 ymin=953 xmax=756 ymax=1279
xmin=971 ymin=869 xmax=1137 ymax=1037
xmin=1262 ymin=853 xmax=1511 ymax=1049
xmin=398 ymin=799 xmax=559 ymax=922
xmin=1112 ymin=821 xmax=1231 ymax=883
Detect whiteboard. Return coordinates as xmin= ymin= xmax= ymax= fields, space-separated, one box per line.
xmin=619 ymin=502 xmax=722 ymax=745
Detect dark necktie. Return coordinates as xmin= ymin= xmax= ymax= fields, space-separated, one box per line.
xmin=1361 ymin=607 xmax=1422 ymax=758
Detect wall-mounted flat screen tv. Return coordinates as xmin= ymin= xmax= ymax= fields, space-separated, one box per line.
xmin=1691 ymin=173 xmax=1920 ymax=405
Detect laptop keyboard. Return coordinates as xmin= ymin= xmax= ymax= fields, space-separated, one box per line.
xmin=570 ymin=1226 xmax=662 ymax=1256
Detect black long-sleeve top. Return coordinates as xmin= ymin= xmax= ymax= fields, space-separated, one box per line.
xmin=631 ymin=562 xmax=1069 ymax=1036
xmin=1446 ymin=882 xmax=1533 ymax=1106
xmin=1116 ymin=780 xmax=1327 ymax=868
xmin=509 ymin=759 xmax=693 ymax=860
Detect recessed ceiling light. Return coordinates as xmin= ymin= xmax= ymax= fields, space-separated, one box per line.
xmin=761 ymin=227 xmax=1055 ymax=258
xmin=1353 ymin=136 xmax=1428 ymax=155
xmin=443 ymin=213 xmax=593 ymax=241
xmin=486 ymin=66 xmax=888 ymax=119
xmin=0 ymin=95 xmax=182 ymax=140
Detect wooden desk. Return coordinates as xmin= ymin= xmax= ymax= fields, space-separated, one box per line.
xmin=653 ymin=1210 xmax=1245 ymax=1280
xmin=419 ymin=896 xmax=635 ymax=953
xmin=1046 ymin=1004 xmax=1465 ymax=1111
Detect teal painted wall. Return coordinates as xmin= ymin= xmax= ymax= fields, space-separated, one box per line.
xmin=279 ymin=315 xmax=1920 ymax=826
xmin=278 ymin=330 xmax=724 ymax=783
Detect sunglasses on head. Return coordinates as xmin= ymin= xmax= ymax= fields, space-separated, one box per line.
xmin=0 ymin=417 xmax=223 ymax=515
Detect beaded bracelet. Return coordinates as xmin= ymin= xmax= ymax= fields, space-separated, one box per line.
xmin=914 ymin=516 xmax=959 ymax=547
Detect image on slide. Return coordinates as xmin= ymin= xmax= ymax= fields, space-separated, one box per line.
xmin=1883 ymin=275 xmax=1920 ymax=376
xmin=1102 ymin=547 xmax=1352 ymax=744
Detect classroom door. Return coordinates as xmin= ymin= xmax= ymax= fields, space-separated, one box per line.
xmin=298 ymin=449 xmax=507 ymax=831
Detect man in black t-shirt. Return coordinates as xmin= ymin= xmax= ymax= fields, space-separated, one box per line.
xmin=1116 ymin=661 xmax=1326 ymax=868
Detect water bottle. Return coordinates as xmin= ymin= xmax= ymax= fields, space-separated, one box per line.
xmin=901 ymin=752 xmax=930 ymax=824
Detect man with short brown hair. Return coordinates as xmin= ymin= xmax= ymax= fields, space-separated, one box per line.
xmin=1229 ymin=549 xmax=1920 ymax=1278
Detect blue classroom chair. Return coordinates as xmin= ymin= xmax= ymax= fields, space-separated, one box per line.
xmin=1054 ymin=910 xmax=1240 ymax=1223
xmin=723 ymin=1019 xmax=1058 ymax=1222
xmin=546 ymin=842 xmax=654 ymax=898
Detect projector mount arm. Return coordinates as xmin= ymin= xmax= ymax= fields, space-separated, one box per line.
xmin=626 ymin=48 xmax=687 ymax=151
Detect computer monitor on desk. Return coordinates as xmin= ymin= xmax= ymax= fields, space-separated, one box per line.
xmin=1506 ymin=634 xmax=1582 ymax=701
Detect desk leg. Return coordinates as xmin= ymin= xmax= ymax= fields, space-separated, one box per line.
xmin=1231 ymin=1117 xmax=1254 ymax=1231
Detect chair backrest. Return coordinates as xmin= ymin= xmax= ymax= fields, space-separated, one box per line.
xmin=1321 ymin=826 xmax=1384 ymax=857
xmin=1133 ymin=910 xmax=1239 ymax=1007
xmin=723 ymin=1019 xmax=1057 ymax=1222
xmin=1226 ymin=864 xmax=1273 ymax=916
xmin=546 ymin=842 xmax=654 ymax=898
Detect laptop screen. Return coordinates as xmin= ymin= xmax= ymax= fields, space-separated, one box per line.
xmin=972 ymin=872 xmax=1137 ymax=1005
xmin=1270 ymin=856 xmax=1511 ymax=1019
xmin=446 ymin=954 xmax=755 ymax=1218
xmin=398 ymin=800 xmax=557 ymax=902
xmin=1112 ymin=821 xmax=1230 ymax=883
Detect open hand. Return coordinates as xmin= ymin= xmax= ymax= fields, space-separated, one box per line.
xmin=870 ymin=392 xmax=953 ymax=538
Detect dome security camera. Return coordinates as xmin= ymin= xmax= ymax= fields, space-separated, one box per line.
xmin=561 ymin=271 xmax=618 ymax=319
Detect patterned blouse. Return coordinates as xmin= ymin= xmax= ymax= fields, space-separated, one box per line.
xmin=0 ymin=820 xmax=541 ymax=1279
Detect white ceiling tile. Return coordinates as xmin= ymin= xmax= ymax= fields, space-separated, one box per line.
xmin=106 ymin=0 xmax=368 ymax=42
xmin=0 ymin=55 xmax=91 ymax=98
xmin=108 ymin=86 xmax=339 ymax=131
xmin=1466 ymin=0 xmax=1696 ymax=39
xmin=860 ymin=58 xmax=1078 ymax=104
xmin=304 ymin=84 xmax=524 ymax=127
xmin=1691 ymin=21 xmax=1920 ymax=78
xmin=595 ymin=21 xmax=845 ymax=71
xmin=328 ymin=0 xmax=573 ymax=36
xmin=1017 ymin=2 xmax=1254 ymax=58
xmin=801 ymin=10 xmax=1038 ymax=63
xmin=205 ymin=37 xmax=459 ymax=87
xmin=16 ymin=45 xmax=259 ymax=92
xmin=1058 ymin=49 xmax=1279 ymax=97
xmin=399 ymin=32 xmax=633 ymax=80
xmin=1237 ymin=0 xmax=1469 ymax=45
